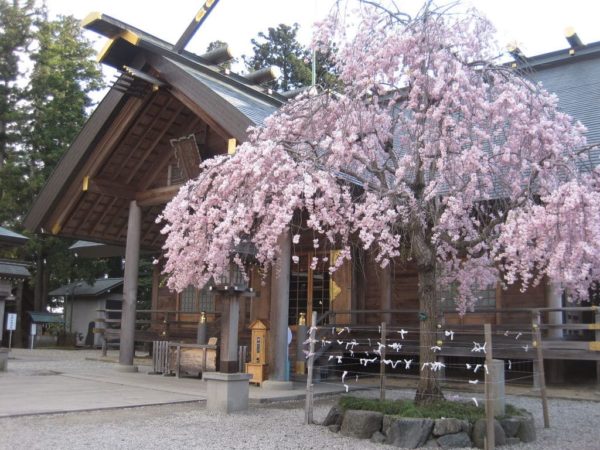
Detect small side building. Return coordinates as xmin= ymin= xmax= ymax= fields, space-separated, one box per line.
xmin=48 ymin=278 xmax=123 ymax=347
xmin=0 ymin=226 xmax=31 ymax=347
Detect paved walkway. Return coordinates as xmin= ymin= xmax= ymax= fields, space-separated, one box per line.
xmin=0 ymin=348 xmax=346 ymax=417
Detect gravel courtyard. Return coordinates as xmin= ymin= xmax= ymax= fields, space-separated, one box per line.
xmin=1 ymin=349 xmax=600 ymax=449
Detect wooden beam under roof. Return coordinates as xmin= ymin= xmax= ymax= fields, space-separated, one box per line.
xmin=85 ymin=178 xmax=136 ymax=199
xmin=124 ymin=103 xmax=186 ymax=184
xmin=136 ymin=184 xmax=184 ymax=207
xmin=44 ymin=95 xmax=148 ymax=236
xmin=111 ymin=95 xmax=176 ymax=181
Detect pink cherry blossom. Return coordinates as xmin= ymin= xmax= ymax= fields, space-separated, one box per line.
xmin=160 ymin=2 xmax=597 ymax=318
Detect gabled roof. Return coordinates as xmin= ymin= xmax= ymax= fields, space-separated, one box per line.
xmin=0 ymin=259 xmax=31 ymax=280
xmin=0 ymin=226 xmax=28 ymax=248
xmin=28 ymin=311 xmax=64 ymax=324
xmin=522 ymin=42 xmax=600 ymax=169
xmin=528 ymin=55 xmax=600 ymax=166
xmin=82 ymin=11 xmax=284 ymax=117
xmin=48 ymin=278 xmax=123 ymax=298
xmin=171 ymin=60 xmax=278 ymax=126
xmin=69 ymin=240 xmax=126 ymax=258
xmin=23 ymin=12 xmax=285 ymax=247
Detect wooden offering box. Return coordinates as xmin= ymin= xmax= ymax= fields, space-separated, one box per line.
xmin=246 ymin=319 xmax=269 ymax=385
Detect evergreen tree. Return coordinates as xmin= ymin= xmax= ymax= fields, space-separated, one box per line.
xmin=23 ymin=10 xmax=104 ymax=311
xmin=24 ymin=12 xmax=103 ymax=200
xmin=0 ymin=2 xmax=105 ymax=311
xmin=243 ymin=23 xmax=311 ymax=92
xmin=243 ymin=23 xmax=338 ymax=92
xmin=0 ymin=0 xmax=35 ymax=226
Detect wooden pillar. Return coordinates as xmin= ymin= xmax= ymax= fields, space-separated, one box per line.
xmin=545 ymin=283 xmax=563 ymax=339
xmin=268 ymin=231 xmax=291 ymax=381
xmin=151 ymin=263 xmax=160 ymax=332
xmin=381 ymin=265 xmax=392 ymax=325
xmin=220 ymin=295 xmax=240 ymax=373
xmin=119 ymin=200 xmax=141 ymax=367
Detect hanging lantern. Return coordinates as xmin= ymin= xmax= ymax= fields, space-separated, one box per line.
xmin=209 ymin=262 xmax=253 ymax=294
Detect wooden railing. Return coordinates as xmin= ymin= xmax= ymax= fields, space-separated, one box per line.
xmin=317 ymin=306 xmax=600 ymax=360
xmin=96 ymin=308 xmax=222 ymax=354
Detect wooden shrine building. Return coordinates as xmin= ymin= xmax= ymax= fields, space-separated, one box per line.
xmin=24 ymin=10 xmax=600 ymax=383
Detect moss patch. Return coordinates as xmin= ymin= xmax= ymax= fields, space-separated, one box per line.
xmin=339 ymin=396 xmax=524 ymax=422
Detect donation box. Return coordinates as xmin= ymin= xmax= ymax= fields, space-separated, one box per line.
xmin=245 ymin=319 xmax=269 ymax=385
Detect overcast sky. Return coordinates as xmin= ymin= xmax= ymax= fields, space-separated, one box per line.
xmin=44 ymin=0 xmax=600 ymax=78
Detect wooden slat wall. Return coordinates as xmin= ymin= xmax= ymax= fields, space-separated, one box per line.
xmin=363 ymin=258 xmax=383 ymax=326
xmin=391 ymin=266 xmax=419 ymax=327
xmin=500 ymin=282 xmax=545 ymax=325
xmin=250 ymin=266 xmax=271 ymax=324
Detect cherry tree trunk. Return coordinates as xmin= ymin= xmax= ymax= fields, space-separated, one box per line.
xmin=414 ymin=267 xmax=445 ymax=405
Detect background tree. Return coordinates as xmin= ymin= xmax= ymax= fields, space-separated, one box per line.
xmin=24 ymin=10 xmax=104 ymax=311
xmin=0 ymin=0 xmax=35 ymax=227
xmin=161 ymin=2 xmax=600 ymax=404
xmin=243 ymin=23 xmax=309 ymax=91
xmin=243 ymin=23 xmax=338 ymax=91
xmin=24 ymin=12 xmax=103 ymax=199
xmin=0 ymin=2 xmax=105 ymax=312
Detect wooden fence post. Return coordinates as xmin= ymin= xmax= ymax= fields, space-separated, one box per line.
xmin=484 ymin=323 xmax=495 ymax=450
xmin=533 ymin=321 xmax=550 ymax=428
xmin=380 ymin=321 xmax=387 ymax=401
xmin=305 ymin=311 xmax=317 ymax=425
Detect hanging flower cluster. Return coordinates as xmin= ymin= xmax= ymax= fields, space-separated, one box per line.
xmin=160 ymin=3 xmax=596 ymax=313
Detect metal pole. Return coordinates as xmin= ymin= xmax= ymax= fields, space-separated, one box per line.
xmin=8 ymin=330 xmax=12 ymax=352
xmin=484 ymin=323 xmax=495 ymax=450
xmin=380 ymin=321 xmax=387 ymax=401
xmin=304 ymin=311 xmax=317 ymax=425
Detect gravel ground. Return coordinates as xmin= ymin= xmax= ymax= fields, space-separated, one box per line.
xmin=2 ymin=349 xmax=600 ymax=449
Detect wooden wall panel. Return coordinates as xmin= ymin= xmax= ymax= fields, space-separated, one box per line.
xmin=331 ymin=254 xmax=352 ymax=324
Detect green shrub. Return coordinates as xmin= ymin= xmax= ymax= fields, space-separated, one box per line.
xmin=338 ymin=396 xmax=523 ymax=422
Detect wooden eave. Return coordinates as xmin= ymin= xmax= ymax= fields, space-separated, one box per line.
xmin=149 ymin=55 xmax=254 ymax=142
xmin=82 ymin=12 xmax=286 ymax=107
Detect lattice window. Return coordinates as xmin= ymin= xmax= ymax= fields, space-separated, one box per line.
xmin=180 ymin=284 xmax=215 ymax=313
xmin=442 ymin=283 xmax=496 ymax=311
xmin=180 ymin=285 xmax=198 ymax=312
xmin=199 ymin=287 xmax=215 ymax=312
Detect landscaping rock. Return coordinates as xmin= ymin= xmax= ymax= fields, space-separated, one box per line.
xmin=472 ymin=419 xmax=506 ymax=449
xmin=384 ymin=417 xmax=434 ymax=448
xmin=506 ymin=437 xmax=521 ymax=445
xmin=433 ymin=418 xmax=469 ymax=436
xmin=370 ymin=431 xmax=386 ymax=444
xmin=500 ymin=417 xmax=521 ymax=438
xmin=437 ymin=432 xmax=472 ymax=449
xmin=340 ymin=410 xmax=384 ymax=439
xmin=322 ymin=405 xmax=344 ymax=427
xmin=424 ymin=438 xmax=440 ymax=448
xmin=327 ymin=424 xmax=340 ymax=433
xmin=517 ymin=413 xmax=536 ymax=443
